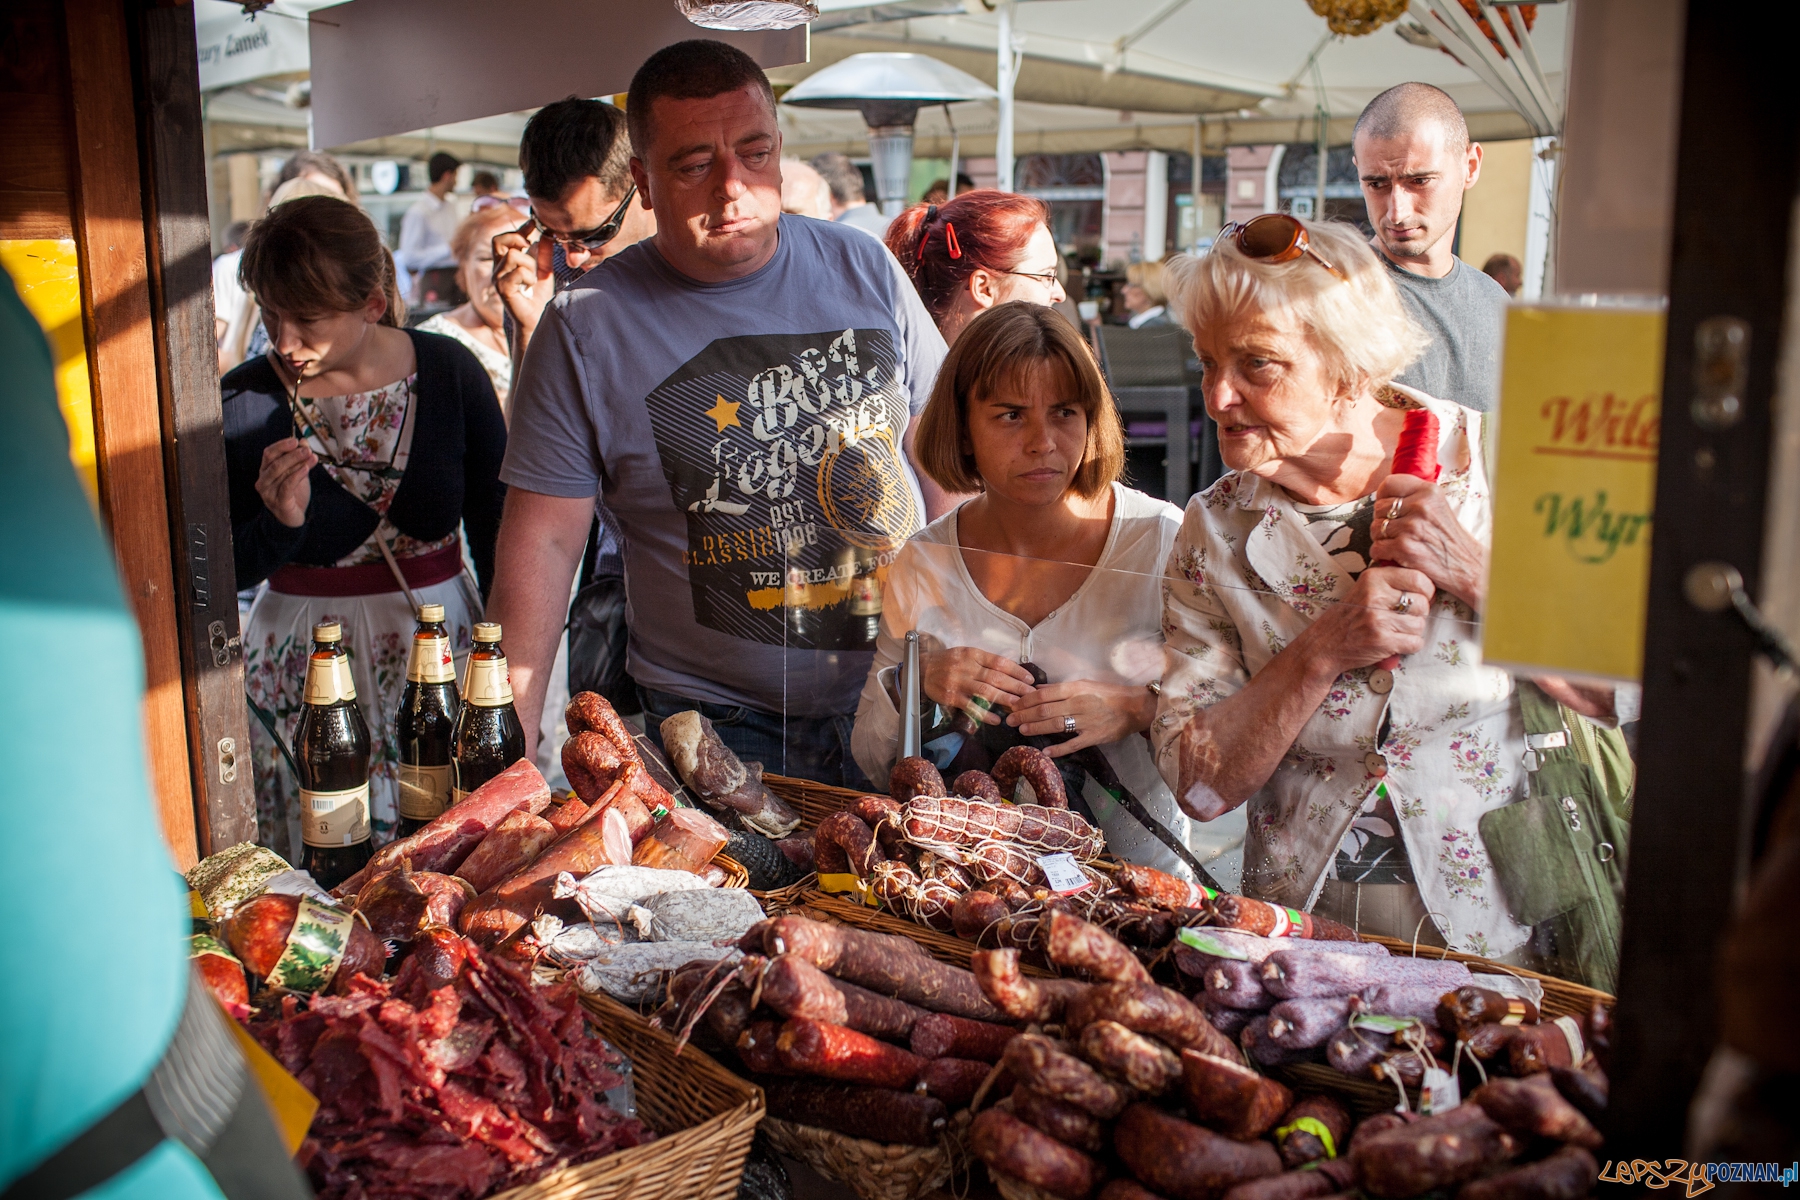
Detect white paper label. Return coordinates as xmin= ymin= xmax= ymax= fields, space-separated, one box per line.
xmin=1420 ymin=1065 xmax=1461 ymax=1114
xmin=1037 ymin=852 xmax=1092 ymax=895
xmin=1176 ymin=928 xmax=1252 ymax=960
xmin=1554 ymin=1015 xmax=1586 ymax=1064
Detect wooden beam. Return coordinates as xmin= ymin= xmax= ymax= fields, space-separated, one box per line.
xmin=61 ymin=0 xmax=198 ymax=867
xmin=134 ymin=0 xmax=258 ymax=856
xmin=1605 ymin=2 xmax=1800 ymax=1151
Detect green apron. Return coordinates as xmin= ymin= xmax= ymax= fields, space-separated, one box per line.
xmin=1478 ymin=682 xmax=1632 ymax=991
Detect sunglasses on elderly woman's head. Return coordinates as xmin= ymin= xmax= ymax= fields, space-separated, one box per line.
xmin=1215 ymin=213 xmax=1348 ymax=282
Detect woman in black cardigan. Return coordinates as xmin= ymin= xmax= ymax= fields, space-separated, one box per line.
xmin=224 ymin=195 xmax=506 ymax=860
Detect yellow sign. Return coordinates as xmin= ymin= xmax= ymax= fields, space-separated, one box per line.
xmin=1483 ymin=305 xmax=1665 ymax=682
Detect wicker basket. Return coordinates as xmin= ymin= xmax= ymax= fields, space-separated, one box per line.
xmin=991 ymin=1172 xmax=1061 ymax=1200
xmin=761 ymin=1110 xmax=971 ymax=1200
xmin=765 ymin=773 xmax=867 ymax=831
xmin=486 ymin=991 xmax=764 ymax=1200
xmin=711 ymin=852 xmax=750 ymax=889
xmin=751 ymin=874 xmax=817 ymax=912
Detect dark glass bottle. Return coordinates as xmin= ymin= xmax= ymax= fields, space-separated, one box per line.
xmin=450 ymin=621 xmax=525 ymax=802
xmin=394 ymin=603 xmax=460 ymax=837
xmin=295 ymin=621 xmax=373 ymax=890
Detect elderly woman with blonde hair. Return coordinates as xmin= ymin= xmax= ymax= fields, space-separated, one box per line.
xmin=1150 ymin=215 xmax=1630 ymax=965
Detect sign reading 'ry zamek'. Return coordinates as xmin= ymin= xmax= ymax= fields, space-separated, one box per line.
xmin=1483 ymin=305 xmax=1667 ymax=683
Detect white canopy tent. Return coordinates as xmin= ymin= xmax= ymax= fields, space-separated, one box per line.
xmin=773 ymin=0 xmax=1569 ymax=160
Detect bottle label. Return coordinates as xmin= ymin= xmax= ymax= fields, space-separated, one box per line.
xmin=300 ymin=783 xmax=371 ymax=847
xmin=462 ymin=655 xmax=514 ymax=708
xmin=406 ymin=633 xmax=456 ymax=684
xmin=303 ymin=653 xmax=357 ymax=705
xmin=397 ymin=764 xmax=452 ymax=821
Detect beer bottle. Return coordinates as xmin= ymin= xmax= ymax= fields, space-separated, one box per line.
xmin=394 ymin=603 xmax=460 ymax=837
xmin=294 ymin=621 xmax=373 ymax=889
xmin=450 ymin=621 xmax=525 ymax=802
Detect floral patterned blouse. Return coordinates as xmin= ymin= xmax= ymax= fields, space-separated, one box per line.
xmin=291 ymin=375 xmax=458 ymax=567
xmin=1150 ymin=388 xmax=1532 ymax=958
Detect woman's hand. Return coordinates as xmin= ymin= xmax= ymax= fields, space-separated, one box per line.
xmin=1304 ymin=565 xmax=1433 ymax=677
xmin=1533 ymin=675 xmax=1617 ymax=722
xmin=1006 ymin=680 xmax=1156 ymax=757
xmin=256 ymin=437 xmax=316 ymax=529
xmin=921 ymin=648 xmax=1035 ymax=725
xmin=1369 ymin=473 xmax=1487 ymax=611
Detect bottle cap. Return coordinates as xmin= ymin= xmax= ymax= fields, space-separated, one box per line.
xmin=473 ymin=621 xmax=503 ymax=643
xmin=418 ymin=603 xmax=446 ymax=622
xmin=313 ymin=622 xmax=343 ymax=643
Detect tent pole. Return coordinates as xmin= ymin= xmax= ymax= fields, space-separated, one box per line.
xmin=1192 ymin=118 xmax=1202 ymax=249
xmin=945 ymin=103 xmax=960 ymax=199
xmin=996 ymin=0 xmax=1016 ymax=191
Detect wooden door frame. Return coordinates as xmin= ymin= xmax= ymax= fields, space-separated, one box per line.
xmin=131 ymin=0 xmax=258 ymax=857
xmin=1606 ymin=1 xmax=1800 ymax=1149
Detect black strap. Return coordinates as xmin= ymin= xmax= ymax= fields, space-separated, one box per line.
xmin=1 ymin=1089 xmax=165 ymax=1200
xmin=1066 ymin=745 xmax=1224 ymax=893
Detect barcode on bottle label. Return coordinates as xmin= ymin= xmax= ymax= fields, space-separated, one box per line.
xmin=1036 ymin=852 xmax=1092 ymax=895
xmin=300 ymin=783 xmax=371 ymax=847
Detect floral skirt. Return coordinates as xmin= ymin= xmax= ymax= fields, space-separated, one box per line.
xmin=243 ymin=576 xmax=481 ymax=863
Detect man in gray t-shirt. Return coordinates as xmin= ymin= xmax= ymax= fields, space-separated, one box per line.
xmin=1353 ymin=83 xmax=1510 ymax=413
xmin=488 ymin=41 xmax=949 ymax=788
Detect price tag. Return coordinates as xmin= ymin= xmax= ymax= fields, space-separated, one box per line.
xmin=1036 ymin=853 xmax=1092 ymax=895
xmin=1419 ymin=1065 xmax=1461 ymax=1115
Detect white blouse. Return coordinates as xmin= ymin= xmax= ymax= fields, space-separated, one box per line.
xmin=852 ymin=483 xmax=1246 ymax=888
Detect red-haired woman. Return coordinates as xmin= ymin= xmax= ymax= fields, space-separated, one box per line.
xmin=885 ymin=189 xmax=1067 ymax=345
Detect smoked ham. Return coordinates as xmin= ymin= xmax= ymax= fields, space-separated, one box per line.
xmin=632 ymin=807 xmax=729 ymax=874
xmin=333 ymin=758 xmax=551 ymax=897
xmin=454 ymin=809 xmax=558 ymax=893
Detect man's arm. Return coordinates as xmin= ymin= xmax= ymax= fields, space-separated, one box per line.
xmin=484 ymin=487 xmax=595 ymax=761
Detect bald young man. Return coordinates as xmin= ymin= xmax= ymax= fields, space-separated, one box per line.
xmin=1352 ymin=82 xmax=1510 ymax=412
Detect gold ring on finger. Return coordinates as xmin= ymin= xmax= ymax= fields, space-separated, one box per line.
xmin=1391 ymin=592 xmax=1412 ymax=613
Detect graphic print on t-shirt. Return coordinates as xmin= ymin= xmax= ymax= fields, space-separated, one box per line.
xmin=644 ymin=327 xmax=919 ymax=652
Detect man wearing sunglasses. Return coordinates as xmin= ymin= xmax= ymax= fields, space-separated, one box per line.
xmin=493 ymin=98 xmax=657 ymax=371
xmin=1352 ymin=82 xmax=1510 ymax=413
xmin=489 ymin=40 xmax=949 ymax=791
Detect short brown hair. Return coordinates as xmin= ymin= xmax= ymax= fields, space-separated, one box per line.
xmin=914 ymin=302 xmax=1124 ymax=499
xmin=240 ymin=195 xmax=403 ymax=326
xmin=626 ymin=40 xmax=775 ymax=159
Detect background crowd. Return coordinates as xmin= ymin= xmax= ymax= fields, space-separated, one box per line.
xmin=215 ymin=43 xmax=1630 ymax=987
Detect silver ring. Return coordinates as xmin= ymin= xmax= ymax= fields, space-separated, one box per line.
xmin=1392 ymin=593 xmax=1412 ymax=613
xmin=1063 ymin=715 xmax=1078 ymax=734
xmin=1387 ymin=497 xmax=1403 ymax=520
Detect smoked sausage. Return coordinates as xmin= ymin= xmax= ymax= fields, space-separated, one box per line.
xmin=1113 ymin=1103 xmax=1282 ymax=1200
xmin=1179 ymin=1050 xmax=1292 ymax=1141
xmin=970 ymin=1108 xmax=1101 ymax=1200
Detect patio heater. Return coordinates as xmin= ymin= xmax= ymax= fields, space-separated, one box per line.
xmin=783 ymin=54 xmax=997 ymax=218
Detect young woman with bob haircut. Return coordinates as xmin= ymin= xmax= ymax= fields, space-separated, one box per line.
xmin=222 ymin=194 xmax=508 ymax=861
xmin=886 ymin=189 xmax=1067 ymax=345
xmin=852 ymin=301 xmax=1246 ymax=886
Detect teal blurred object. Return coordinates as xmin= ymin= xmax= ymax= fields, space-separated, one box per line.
xmin=0 ymin=266 xmax=224 ymax=1196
